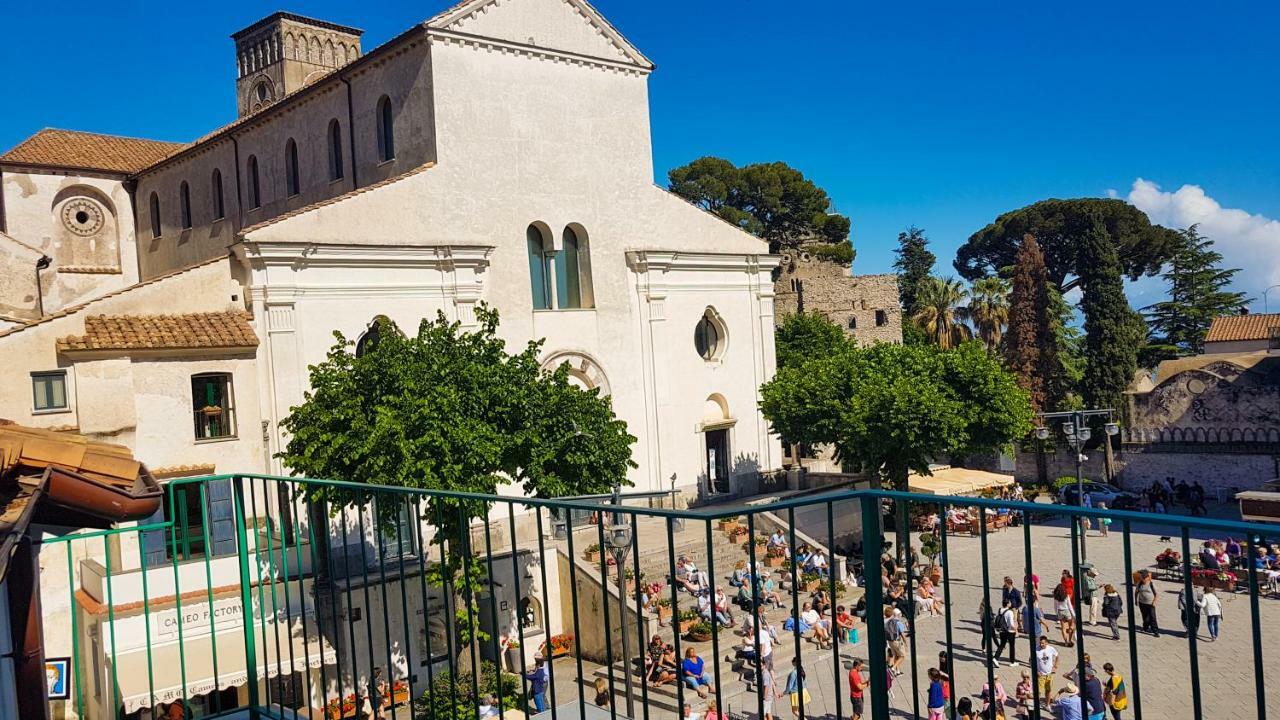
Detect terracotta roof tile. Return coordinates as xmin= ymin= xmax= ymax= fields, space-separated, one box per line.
xmin=0 ymin=129 xmax=187 ymax=174
xmin=1204 ymin=313 xmax=1280 ymax=343
xmin=57 ymin=312 xmax=258 ymax=352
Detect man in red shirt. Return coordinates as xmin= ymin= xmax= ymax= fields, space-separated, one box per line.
xmin=847 ymin=658 xmax=867 ymax=720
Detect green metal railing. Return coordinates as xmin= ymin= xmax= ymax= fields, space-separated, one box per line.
xmin=40 ymin=473 xmax=1277 ymax=720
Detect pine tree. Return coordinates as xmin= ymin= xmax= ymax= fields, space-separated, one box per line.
xmin=1078 ymin=225 xmax=1145 ymax=411
xmin=1003 ymin=235 xmax=1055 ymax=412
xmin=1143 ymin=225 xmax=1250 ymax=356
xmin=893 ymin=226 xmax=936 ymax=316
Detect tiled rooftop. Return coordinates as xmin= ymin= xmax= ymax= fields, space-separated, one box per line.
xmin=0 ymin=128 xmax=186 ymax=174
xmin=57 ymin=312 xmax=258 ymax=352
xmin=1204 ymin=313 xmax=1280 ymax=343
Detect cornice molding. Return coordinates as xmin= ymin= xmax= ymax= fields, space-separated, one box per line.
xmin=234 ymin=242 xmax=495 ymax=270
xmin=625 ymin=251 xmax=782 ymax=275
xmin=427 ymin=29 xmax=650 ymax=76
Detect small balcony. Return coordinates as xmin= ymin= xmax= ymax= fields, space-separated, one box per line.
xmin=31 ymin=474 xmax=1279 ymax=720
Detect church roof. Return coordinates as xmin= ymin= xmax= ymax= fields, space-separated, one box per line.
xmin=56 ymin=312 xmax=258 ymax=353
xmin=1204 ymin=313 xmax=1280 ymax=343
xmin=0 ymin=129 xmax=186 ymax=174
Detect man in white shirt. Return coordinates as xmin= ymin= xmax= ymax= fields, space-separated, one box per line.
xmin=1034 ymin=635 xmax=1059 ymax=708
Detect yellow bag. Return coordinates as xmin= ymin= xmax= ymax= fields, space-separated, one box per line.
xmin=790 ymin=689 xmax=812 ymax=709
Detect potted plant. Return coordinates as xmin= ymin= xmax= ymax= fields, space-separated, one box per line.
xmin=543 ymin=633 xmax=574 ymax=658
xmin=504 ymin=639 xmax=523 ymax=669
xmin=752 ymin=535 xmax=769 ymax=551
xmin=656 ymin=597 xmax=673 ymax=625
xmin=686 ymin=620 xmax=713 ymax=642
xmin=920 ymin=533 xmax=943 ymax=585
xmin=622 ymin=567 xmax=641 ymax=594
xmin=718 ymin=516 xmax=741 ymax=534
xmin=1156 ymin=549 xmax=1181 ymax=570
xmin=677 ymin=608 xmax=700 ymax=635
xmin=728 ymin=526 xmax=749 ymax=545
xmin=584 ymin=543 xmax=601 ymax=564
xmin=802 ymin=570 xmax=822 ymax=592
xmin=386 ymin=680 xmax=410 ymax=706
xmin=765 ymin=545 xmax=786 ymax=567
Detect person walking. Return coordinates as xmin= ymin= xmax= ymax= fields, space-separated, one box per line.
xmin=760 ymin=663 xmax=779 ymax=720
xmin=884 ymin=606 xmax=907 ymax=677
xmin=1083 ymin=567 xmax=1101 ymax=626
xmin=1002 ymin=576 xmax=1025 ymax=632
xmin=1034 ymin=636 xmax=1059 ymax=708
xmin=927 ymin=668 xmax=947 ymax=720
xmin=1022 ymin=594 xmax=1050 ymax=642
xmin=1101 ymin=584 xmax=1123 ymax=640
xmin=526 ymin=656 xmax=550 ymax=713
xmin=1097 ymin=503 xmax=1111 ymax=537
xmin=1102 ymin=663 xmax=1127 ymax=720
xmin=785 ymin=658 xmax=809 ymax=719
xmin=848 ymin=658 xmax=867 ymax=720
xmin=992 ymin=600 xmax=1019 ymax=667
xmin=1135 ymin=571 xmax=1160 ymax=637
xmin=1053 ymin=582 xmax=1076 ymax=646
xmin=1203 ymin=587 xmax=1223 ymax=641
xmin=1178 ymin=586 xmax=1204 ymax=639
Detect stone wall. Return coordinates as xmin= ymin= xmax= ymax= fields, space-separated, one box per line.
xmin=1012 ymin=443 xmax=1279 ymax=498
xmin=773 ymin=250 xmax=901 ymax=346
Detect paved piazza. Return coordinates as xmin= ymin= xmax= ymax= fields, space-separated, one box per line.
xmin=554 ymin=506 xmax=1279 ymax=720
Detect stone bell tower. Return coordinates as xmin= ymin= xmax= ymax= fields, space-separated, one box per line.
xmin=232 ymin=12 xmax=363 ymax=117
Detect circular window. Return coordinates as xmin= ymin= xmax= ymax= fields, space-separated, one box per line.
xmin=694 ymin=310 xmax=725 ymax=361
xmin=61 ymin=199 xmax=105 ymax=236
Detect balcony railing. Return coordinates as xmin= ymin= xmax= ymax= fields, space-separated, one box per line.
xmin=38 ymin=474 xmax=1277 ymax=720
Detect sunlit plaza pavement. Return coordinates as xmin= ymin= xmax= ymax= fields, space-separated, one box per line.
xmin=554 ymin=503 xmax=1279 ymax=720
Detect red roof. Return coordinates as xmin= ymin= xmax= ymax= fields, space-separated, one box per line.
xmin=0 ymin=129 xmax=186 ymax=174
xmin=1204 ymin=313 xmax=1280 ymax=343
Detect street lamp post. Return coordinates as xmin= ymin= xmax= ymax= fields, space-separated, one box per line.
xmin=607 ymin=485 xmax=636 ymax=719
xmin=1033 ymin=409 xmax=1119 ymax=564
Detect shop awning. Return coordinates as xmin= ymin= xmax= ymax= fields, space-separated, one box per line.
xmin=108 ymin=626 xmax=336 ymax=714
xmin=907 ymin=467 xmax=1015 ymax=496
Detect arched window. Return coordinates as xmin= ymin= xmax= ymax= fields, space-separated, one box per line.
xmin=247 ymin=155 xmax=261 ymax=209
xmin=285 ymin=139 xmax=300 ymax=197
xmin=356 ymin=316 xmax=400 ymax=357
xmin=149 ymin=192 xmax=161 ymax=238
xmin=376 ymin=95 xmax=395 ymax=162
xmin=555 ymin=225 xmax=595 ymax=309
xmin=694 ymin=308 xmax=726 ymax=361
xmin=211 ymin=169 xmax=225 ymax=220
xmin=328 ymin=119 xmax=344 ymax=181
xmin=526 ymin=224 xmax=552 ymax=310
xmin=179 ymin=181 xmax=192 ymax=229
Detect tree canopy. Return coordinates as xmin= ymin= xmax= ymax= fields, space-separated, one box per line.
xmin=966 ymin=276 xmax=1010 ymax=351
xmin=1003 ymin=236 xmax=1056 ymax=413
xmin=911 ymin=277 xmax=973 ymax=350
xmin=775 ymin=311 xmax=850 ymax=371
xmin=954 ymin=198 xmax=1181 ymax=292
xmin=668 ymin=156 xmax=851 ymax=252
xmin=1143 ymin=225 xmax=1250 ymax=359
xmin=893 ymin=226 xmax=936 ymax=316
xmin=1077 ymin=226 xmax=1147 ymax=411
xmin=278 ymin=306 xmax=637 ymax=523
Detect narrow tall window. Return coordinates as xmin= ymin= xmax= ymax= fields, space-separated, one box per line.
xmin=211 ymin=169 xmax=225 ymax=220
xmin=179 ymin=181 xmax=192 ymax=229
xmin=285 ymin=139 xmax=300 ymax=197
xmin=149 ymin=192 xmax=161 ymax=238
xmin=247 ymin=155 xmax=261 ymax=209
xmin=192 ymin=373 xmax=236 ymax=440
xmin=526 ymin=225 xmax=552 ymax=310
xmin=555 ymin=226 xmax=594 ymax=309
xmin=376 ymin=95 xmax=395 ymax=162
xmin=328 ymin=119 xmax=344 ymax=181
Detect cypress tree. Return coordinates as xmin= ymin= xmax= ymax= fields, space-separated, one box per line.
xmin=893 ymin=226 xmax=936 ymax=316
xmin=1143 ymin=225 xmax=1250 ymax=356
xmin=1004 ymin=235 xmax=1055 ymax=412
xmin=1077 ymin=224 xmax=1145 ymax=411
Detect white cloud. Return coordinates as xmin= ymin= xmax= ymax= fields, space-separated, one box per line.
xmin=1123 ymin=178 xmax=1280 ymax=310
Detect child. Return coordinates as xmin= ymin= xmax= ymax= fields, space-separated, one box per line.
xmin=927 ymin=668 xmax=946 ymax=720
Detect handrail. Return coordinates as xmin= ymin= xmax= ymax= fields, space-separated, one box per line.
xmin=161 ymin=472 xmax=1280 ymax=536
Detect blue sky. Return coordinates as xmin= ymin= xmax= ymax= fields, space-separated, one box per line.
xmin=3 ymin=1 xmax=1278 ymax=306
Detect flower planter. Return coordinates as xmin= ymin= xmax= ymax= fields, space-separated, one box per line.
xmin=765 ymin=555 xmax=785 ymax=568
xmin=584 ymin=550 xmax=601 ymax=564
xmin=657 ymin=606 xmax=673 ymax=626
xmin=803 ymin=580 xmax=821 ymax=592
xmin=728 ymin=533 xmax=747 ymax=545
xmin=719 ymin=519 xmax=740 ymax=534
xmin=678 ymin=619 xmax=697 ymax=635
xmin=686 ymin=629 xmax=712 ymax=642
xmin=929 ymin=566 xmax=943 ymax=586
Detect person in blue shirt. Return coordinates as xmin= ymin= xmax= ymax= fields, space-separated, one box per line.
xmin=681 ymin=648 xmax=716 ymax=697
xmin=926 ymin=668 xmax=946 ymax=719
xmin=525 ymin=656 xmax=549 ymax=713
xmin=1051 ymin=684 xmax=1084 ymax=720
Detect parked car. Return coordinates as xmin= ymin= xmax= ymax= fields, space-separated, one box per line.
xmin=1058 ymin=481 xmax=1139 ymax=509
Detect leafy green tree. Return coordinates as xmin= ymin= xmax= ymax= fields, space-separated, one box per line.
xmin=967 ymin=276 xmax=1010 ymax=351
xmin=667 ymin=157 xmax=851 ymax=252
xmin=278 ymin=306 xmax=636 ymax=646
xmin=893 ymin=226 xmax=936 ymax=315
xmin=911 ymin=277 xmax=973 ymax=349
xmin=1076 ymin=226 xmax=1146 ymax=412
xmin=955 ymin=198 xmax=1180 ymax=293
xmin=776 ymin=311 xmax=850 ymax=371
xmin=760 ymin=342 xmax=1031 ymax=557
xmin=1003 ymin=236 xmax=1056 ymax=412
xmin=1143 ymin=225 xmax=1250 ymax=357
xmin=414 ymin=662 xmax=518 ymax=720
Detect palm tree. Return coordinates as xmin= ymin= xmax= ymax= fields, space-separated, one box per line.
xmin=911 ymin=276 xmax=973 ymax=349
xmin=966 ymin=276 xmax=1010 ymax=351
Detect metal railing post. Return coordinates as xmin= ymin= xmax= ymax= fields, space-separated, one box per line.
xmin=860 ymin=494 xmax=889 ymax=720
xmin=232 ymin=476 xmax=263 ymax=716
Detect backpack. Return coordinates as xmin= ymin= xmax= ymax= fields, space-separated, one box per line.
xmin=884 ymin=617 xmax=902 ymax=641
xmin=995 ymin=609 xmax=1012 ymax=633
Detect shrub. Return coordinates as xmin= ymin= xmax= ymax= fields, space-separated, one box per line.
xmin=415 ymin=661 xmax=518 ymax=720
xmin=808 ymin=242 xmax=855 ymax=266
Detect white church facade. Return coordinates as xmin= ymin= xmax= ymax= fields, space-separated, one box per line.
xmin=0 ymin=0 xmax=783 ymax=501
